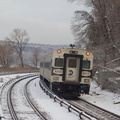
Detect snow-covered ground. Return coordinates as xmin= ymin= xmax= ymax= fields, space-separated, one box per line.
xmin=0 ymin=73 xmax=31 ymax=118
xmin=81 ymin=81 xmax=120 ymax=116
xmin=28 ymin=78 xmax=79 ymax=120
xmin=0 ymin=74 xmax=79 ymax=120
xmin=0 ymin=73 xmax=120 ymax=119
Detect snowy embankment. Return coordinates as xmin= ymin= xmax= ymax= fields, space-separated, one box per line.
xmin=0 ymin=74 xmax=30 ymax=118
xmin=81 ymin=81 xmax=120 ymax=115
xmin=0 ymin=74 xmax=120 ymax=119
xmin=28 ymin=78 xmax=79 ymax=120
xmin=0 ymin=74 xmax=78 ymax=120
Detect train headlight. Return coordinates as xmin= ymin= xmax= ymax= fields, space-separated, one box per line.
xmin=86 ymin=52 xmax=90 ymax=56
xmin=57 ymin=49 xmax=61 ymax=54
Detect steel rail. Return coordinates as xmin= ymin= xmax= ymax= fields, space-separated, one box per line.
xmin=7 ymin=74 xmax=38 ymax=120
xmin=66 ymin=98 xmax=120 ymax=120
xmin=39 ymin=78 xmax=120 ymax=120
xmin=24 ymin=77 xmax=48 ymax=120
xmin=7 ymin=87 xmax=18 ymax=120
xmin=39 ymin=79 xmax=95 ymax=120
xmin=80 ymin=98 xmax=120 ymax=120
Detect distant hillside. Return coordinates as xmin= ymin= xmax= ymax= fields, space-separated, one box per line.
xmin=23 ymin=43 xmax=69 ymax=66
xmin=24 ymin=43 xmax=69 ymax=54
xmin=0 ymin=40 xmax=74 ymax=67
xmin=0 ymin=40 xmax=69 ymax=54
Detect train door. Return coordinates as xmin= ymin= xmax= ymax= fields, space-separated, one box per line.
xmin=63 ymin=54 xmax=83 ymax=82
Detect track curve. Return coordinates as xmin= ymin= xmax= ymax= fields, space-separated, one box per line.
xmin=24 ymin=77 xmax=48 ymax=120
xmin=7 ymin=74 xmax=39 ymax=120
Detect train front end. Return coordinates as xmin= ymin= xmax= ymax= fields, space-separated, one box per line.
xmin=51 ymin=48 xmax=93 ymax=97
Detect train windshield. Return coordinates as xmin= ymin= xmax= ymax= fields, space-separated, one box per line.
xmin=55 ymin=58 xmax=63 ymax=67
xmin=68 ymin=59 xmax=77 ymax=68
xmin=82 ymin=60 xmax=90 ymax=69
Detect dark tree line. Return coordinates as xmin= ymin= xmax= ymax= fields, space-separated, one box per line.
xmin=0 ymin=41 xmax=14 ymax=67
xmin=68 ymin=0 xmax=120 ymax=67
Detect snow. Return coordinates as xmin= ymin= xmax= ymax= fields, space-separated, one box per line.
xmin=0 ymin=74 xmax=32 ymax=119
xmin=81 ymin=81 xmax=120 ymax=115
xmin=28 ymin=78 xmax=79 ymax=120
xmin=12 ymin=76 xmax=42 ymax=120
xmin=0 ymin=73 xmax=120 ymax=120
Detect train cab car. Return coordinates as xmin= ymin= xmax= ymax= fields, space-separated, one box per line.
xmin=40 ymin=48 xmax=93 ymax=97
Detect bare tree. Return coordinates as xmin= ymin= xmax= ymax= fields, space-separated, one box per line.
xmin=71 ymin=10 xmax=99 ymax=49
xmin=69 ymin=0 xmax=120 ymax=66
xmin=6 ymin=28 xmax=29 ymax=67
xmin=0 ymin=41 xmax=14 ymax=67
xmin=90 ymin=0 xmax=120 ymax=65
xmin=31 ymin=48 xmax=40 ymax=68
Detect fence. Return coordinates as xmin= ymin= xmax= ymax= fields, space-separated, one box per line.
xmin=96 ymin=65 xmax=120 ymax=93
xmin=0 ymin=70 xmax=39 ymax=76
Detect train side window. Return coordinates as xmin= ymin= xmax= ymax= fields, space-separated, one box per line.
xmin=40 ymin=62 xmax=43 ymax=67
xmin=55 ymin=58 xmax=63 ymax=67
xmin=82 ymin=60 xmax=90 ymax=69
xmin=68 ymin=59 xmax=77 ymax=68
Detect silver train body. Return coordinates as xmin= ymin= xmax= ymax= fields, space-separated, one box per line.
xmin=40 ymin=48 xmax=93 ymax=97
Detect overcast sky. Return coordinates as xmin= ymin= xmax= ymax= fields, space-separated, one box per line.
xmin=0 ymin=0 xmax=86 ymax=45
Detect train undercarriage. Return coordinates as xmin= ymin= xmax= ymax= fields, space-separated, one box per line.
xmin=40 ymin=75 xmax=90 ymax=98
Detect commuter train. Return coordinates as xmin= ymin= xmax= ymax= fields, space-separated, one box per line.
xmin=40 ymin=47 xmax=93 ymax=97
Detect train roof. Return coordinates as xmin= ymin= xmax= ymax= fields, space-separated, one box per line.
xmin=41 ymin=48 xmax=93 ymax=58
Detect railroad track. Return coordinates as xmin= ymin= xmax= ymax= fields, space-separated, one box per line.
xmin=1 ymin=73 xmax=120 ymax=120
xmin=67 ymin=98 xmax=120 ymax=120
xmin=1 ymin=74 xmax=48 ymax=120
xmin=1 ymin=74 xmax=35 ymax=119
xmin=24 ymin=78 xmax=48 ymax=120
xmin=1 ymin=73 xmax=79 ymax=120
xmin=7 ymin=74 xmax=42 ymax=120
xmin=39 ymin=79 xmax=120 ymax=120
xmin=39 ymin=79 xmax=96 ymax=120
